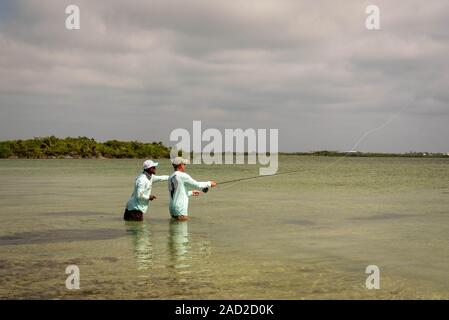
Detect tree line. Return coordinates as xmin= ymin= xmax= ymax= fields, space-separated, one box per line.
xmin=0 ymin=136 xmax=171 ymax=159
xmin=0 ymin=136 xmax=447 ymax=159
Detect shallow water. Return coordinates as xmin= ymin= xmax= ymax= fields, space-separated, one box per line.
xmin=0 ymin=156 xmax=449 ymax=299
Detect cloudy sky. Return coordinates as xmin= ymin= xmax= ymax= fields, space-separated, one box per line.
xmin=0 ymin=0 xmax=448 ymax=152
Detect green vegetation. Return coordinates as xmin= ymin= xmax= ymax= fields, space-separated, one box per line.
xmin=0 ymin=137 xmax=447 ymax=159
xmin=0 ymin=136 xmax=170 ymax=159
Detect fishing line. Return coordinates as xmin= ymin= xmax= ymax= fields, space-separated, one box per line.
xmin=201 ymin=168 xmax=306 ymax=192
xmin=203 ymin=151 xmax=353 ymax=192
xmin=201 ymin=152 xmax=355 ymax=192
xmin=201 ymin=151 xmax=355 ymax=193
xmin=202 ymin=104 xmax=410 ymax=193
xmin=219 ymin=168 xmax=304 ymax=185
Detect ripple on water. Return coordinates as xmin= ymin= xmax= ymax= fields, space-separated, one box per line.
xmin=350 ymin=212 xmax=418 ymax=221
xmin=282 ymin=219 xmax=315 ymax=226
xmin=0 ymin=228 xmax=125 ymax=245
xmin=43 ymin=211 xmax=110 ymax=216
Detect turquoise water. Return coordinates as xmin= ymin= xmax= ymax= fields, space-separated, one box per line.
xmin=0 ymin=156 xmax=449 ymax=299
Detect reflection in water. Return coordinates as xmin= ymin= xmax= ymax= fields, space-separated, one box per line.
xmin=124 ymin=219 xmax=212 ymax=292
xmin=125 ymin=221 xmax=153 ymax=271
xmin=167 ymin=220 xmax=213 ymax=289
xmin=168 ymin=220 xmax=191 ymax=272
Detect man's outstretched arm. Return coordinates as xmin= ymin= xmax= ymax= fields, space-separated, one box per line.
xmin=183 ymin=174 xmax=216 ymax=189
xmin=152 ymin=175 xmax=169 ymax=183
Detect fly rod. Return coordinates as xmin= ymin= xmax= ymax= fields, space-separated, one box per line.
xmin=201 ymin=168 xmax=304 ymax=192
xmin=201 ymin=150 xmax=357 ymax=192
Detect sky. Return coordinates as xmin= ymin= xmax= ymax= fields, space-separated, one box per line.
xmin=0 ymin=0 xmax=448 ymax=152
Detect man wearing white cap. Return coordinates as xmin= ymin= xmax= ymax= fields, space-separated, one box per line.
xmin=168 ymin=157 xmax=217 ymax=221
xmin=124 ymin=160 xmax=169 ymax=221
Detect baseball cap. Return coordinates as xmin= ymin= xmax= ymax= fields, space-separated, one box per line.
xmin=171 ymin=156 xmax=190 ymax=165
xmin=143 ymin=159 xmax=159 ymax=169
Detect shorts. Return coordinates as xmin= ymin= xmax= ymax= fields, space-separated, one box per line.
xmin=124 ymin=208 xmax=144 ymax=221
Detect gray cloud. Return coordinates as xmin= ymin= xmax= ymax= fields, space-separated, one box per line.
xmin=0 ymin=0 xmax=448 ymax=152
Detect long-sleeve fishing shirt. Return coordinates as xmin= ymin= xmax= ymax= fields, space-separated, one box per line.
xmin=126 ymin=172 xmax=169 ymax=213
xmin=168 ymin=171 xmax=211 ymax=217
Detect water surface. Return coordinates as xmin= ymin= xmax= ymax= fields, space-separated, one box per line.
xmin=0 ymin=156 xmax=448 ymax=299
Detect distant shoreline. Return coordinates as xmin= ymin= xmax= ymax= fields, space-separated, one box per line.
xmin=0 ymin=136 xmax=170 ymax=159
xmin=279 ymin=151 xmax=449 ymax=158
xmin=1 ymin=136 xmax=448 ymax=159
xmin=2 ymin=154 xmax=449 ymax=160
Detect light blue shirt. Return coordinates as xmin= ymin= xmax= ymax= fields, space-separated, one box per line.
xmin=168 ymin=171 xmax=211 ymax=217
xmin=126 ymin=172 xmax=169 ymax=213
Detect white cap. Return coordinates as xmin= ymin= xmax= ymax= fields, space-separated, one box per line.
xmin=143 ymin=159 xmax=159 ymax=169
xmin=171 ymin=156 xmax=190 ymax=165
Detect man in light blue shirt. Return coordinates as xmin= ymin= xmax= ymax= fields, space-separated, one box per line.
xmin=124 ymin=160 xmax=169 ymax=221
xmin=168 ymin=157 xmax=216 ymax=221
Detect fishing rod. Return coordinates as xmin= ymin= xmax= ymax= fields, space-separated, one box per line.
xmin=201 ymin=150 xmax=358 ymax=192
xmin=201 ymin=168 xmax=304 ymax=193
